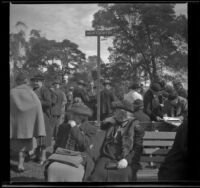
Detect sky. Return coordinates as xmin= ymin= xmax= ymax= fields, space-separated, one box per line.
xmin=10 ymin=3 xmax=187 ymax=63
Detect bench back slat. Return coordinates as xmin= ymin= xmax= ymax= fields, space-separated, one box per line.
xmin=143 ymin=140 xmax=174 ymax=147
xmin=140 ymin=156 xmax=165 ymax=163
xmin=143 ymin=148 xmax=170 ymax=155
xmin=143 ymin=131 xmax=176 ymax=140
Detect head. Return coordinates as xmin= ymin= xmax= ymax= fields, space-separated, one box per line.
xmin=103 ymin=80 xmax=111 ymax=90
xmin=67 ymin=103 xmax=92 ymax=124
xmin=15 ymin=72 xmax=29 ymax=86
xmin=150 ymin=83 xmax=162 ymax=96
xmin=172 ymin=79 xmax=183 ymax=90
xmin=133 ymin=99 xmax=144 ymax=111
xmin=52 ymin=82 xmax=60 ymax=89
xmin=168 ymin=90 xmax=179 ymax=106
xmin=30 ymin=75 xmax=44 ymax=89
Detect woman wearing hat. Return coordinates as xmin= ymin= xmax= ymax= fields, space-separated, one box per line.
xmin=46 ymin=103 xmax=97 ymax=182
xmin=10 ymin=72 xmax=46 ymax=172
xmin=89 ymin=100 xmax=144 ymax=182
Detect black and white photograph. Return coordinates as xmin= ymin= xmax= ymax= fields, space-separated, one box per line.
xmin=8 ymin=2 xmax=191 ymax=184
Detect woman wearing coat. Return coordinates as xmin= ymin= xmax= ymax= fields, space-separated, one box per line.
xmin=89 ymin=100 xmax=145 ymax=182
xmin=46 ymin=103 xmax=97 ymax=182
xmin=10 ymin=72 xmax=46 ymax=172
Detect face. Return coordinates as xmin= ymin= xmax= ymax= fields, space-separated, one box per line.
xmin=53 ymin=83 xmax=60 ymax=89
xmin=68 ymin=112 xmax=82 ymax=124
xmin=113 ymin=109 xmax=128 ymax=123
xmin=105 ymin=84 xmax=111 ymax=90
xmin=32 ymin=80 xmax=43 ymax=88
xmin=170 ymin=98 xmax=178 ymax=106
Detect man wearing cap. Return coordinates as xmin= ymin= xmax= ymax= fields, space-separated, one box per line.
xmin=10 ymin=72 xmax=46 ymax=171
xmin=172 ymin=79 xmax=188 ymax=99
xmin=90 ymin=100 xmax=144 ymax=182
xmin=46 ymin=103 xmax=97 ymax=182
xmin=73 ymin=80 xmax=90 ymax=106
xmin=30 ymin=74 xmax=58 ymax=164
xmin=162 ymin=90 xmax=188 ymax=121
xmin=100 ymin=80 xmax=118 ymax=121
xmin=124 ymin=82 xmax=143 ymax=118
xmin=143 ymin=83 xmax=163 ymax=121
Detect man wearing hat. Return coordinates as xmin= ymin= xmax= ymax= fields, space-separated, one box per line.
xmin=172 ymin=79 xmax=187 ymax=99
xmin=124 ymin=82 xmax=143 ymax=118
xmin=90 ymin=100 xmax=144 ymax=182
xmin=46 ymin=103 xmax=97 ymax=182
xmin=30 ymin=74 xmax=58 ymax=164
xmin=73 ymin=80 xmax=90 ymax=106
xmin=100 ymin=80 xmax=118 ymax=121
xmin=10 ymin=72 xmax=46 ymax=171
xmin=143 ymin=83 xmax=163 ymax=121
xmin=162 ymin=90 xmax=188 ymax=121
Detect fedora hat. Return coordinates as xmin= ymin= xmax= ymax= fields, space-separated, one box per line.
xmin=67 ymin=103 xmax=93 ymax=117
xmin=77 ymin=80 xmax=86 ymax=86
xmin=111 ymin=100 xmax=133 ymax=113
xmin=30 ymin=74 xmax=44 ymax=81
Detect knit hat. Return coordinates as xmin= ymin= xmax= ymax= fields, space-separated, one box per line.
xmin=150 ymin=83 xmax=162 ymax=92
xmin=111 ymin=100 xmax=133 ymax=113
xmin=67 ymin=103 xmax=93 ymax=117
xmin=103 ymin=80 xmax=111 ymax=86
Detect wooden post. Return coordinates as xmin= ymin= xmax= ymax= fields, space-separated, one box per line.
xmin=97 ymin=36 xmax=101 ymax=126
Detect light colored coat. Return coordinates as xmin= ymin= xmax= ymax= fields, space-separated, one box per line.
xmin=10 ymin=84 xmax=46 ymax=139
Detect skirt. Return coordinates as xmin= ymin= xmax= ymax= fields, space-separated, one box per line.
xmin=10 ymin=138 xmax=33 ymax=152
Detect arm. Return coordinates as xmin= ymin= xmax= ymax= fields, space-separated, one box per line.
xmin=70 ymin=123 xmax=97 ymax=150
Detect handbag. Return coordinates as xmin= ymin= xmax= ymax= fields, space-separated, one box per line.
xmin=47 ymin=148 xmax=84 ymax=168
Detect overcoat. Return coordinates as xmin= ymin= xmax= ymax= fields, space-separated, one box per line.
xmin=10 ymin=84 xmax=46 ymax=139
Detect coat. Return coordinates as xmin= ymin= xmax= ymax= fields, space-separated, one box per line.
xmin=73 ymin=87 xmax=90 ymax=106
xmin=100 ymin=89 xmax=117 ymax=120
xmin=158 ymin=118 xmax=188 ymax=180
xmin=90 ymin=118 xmax=144 ymax=182
xmin=10 ymin=84 xmax=46 ymax=139
xmin=53 ymin=120 xmax=97 ymax=181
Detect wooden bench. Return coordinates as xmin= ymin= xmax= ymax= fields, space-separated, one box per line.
xmin=137 ymin=131 xmax=176 ymax=181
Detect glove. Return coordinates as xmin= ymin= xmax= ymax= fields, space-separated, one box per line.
xmin=117 ymin=158 xmax=128 ymax=169
xmin=68 ymin=120 xmax=76 ymax=128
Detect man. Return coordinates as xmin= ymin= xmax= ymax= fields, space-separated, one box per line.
xmin=163 ymin=90 xmax=188 ymax=121
xmin=172 ymin=79 xmax=187 ymax=99
xmin=73 ymin=80 xmax=90 ymax=106
xmin=10 ymin=72 xmax=46 ymax=171
xmin=100 ymin=80 xmax=118 ymax=121
xmin=143 ymin=83 xmax=163 ymax=121
xmin=90 ymin=100 xmax=144 ymax=182
xmin=51 ymin=79 xmax=67 ymax=126
xmin=66 ymin=86 xmax=74 ymax=109
xmin=30 ymin=74 xmax=57 ymax=164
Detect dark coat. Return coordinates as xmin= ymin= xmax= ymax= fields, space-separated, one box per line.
xmin=73 ymin=87 xmax=90 ymax=105
xmin=143 ymin=89 xmax=162 ymax=121
xmin=100 ymin=89 xmax=117 ymax=120
xmin=176 ymin=87 xmax=187 ymax=99
xmin=90 ymin=118 xmax=144 ymax=182
xmin=34 ymin=86 xmax=58 ymax=146
xmin=54 ymin=120 xmax=97 ymax=181
xmin=158 ymin=118 xmax=188 ymax=181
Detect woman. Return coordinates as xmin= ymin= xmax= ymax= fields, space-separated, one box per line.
xmin=10 ymin=72 xmax=46 ymax=172
xmin=46 ymin=103 xmax=97 ymax=182
xmin=90 ymin=100 xmax=144 ymax=182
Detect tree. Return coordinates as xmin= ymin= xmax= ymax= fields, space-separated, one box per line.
xmin=92 ymin=4 xmax=188 ymax=82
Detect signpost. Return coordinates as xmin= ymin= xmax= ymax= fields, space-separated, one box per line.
xmin=85 ymin=30 xmax=113 ymax=126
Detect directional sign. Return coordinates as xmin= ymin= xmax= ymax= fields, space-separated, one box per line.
xmin=85 ymin=30 xmax=113 ymax=36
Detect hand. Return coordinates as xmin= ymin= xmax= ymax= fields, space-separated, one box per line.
xmin=177 ymin=116 xmax=184 ymax=121
xmin=68 ymin=120 xmax=76 ymax=128
xmin=117 ymin=159 xmax=128 ymax=169
xmin=156 ymin=116 xmax=163 ymax=121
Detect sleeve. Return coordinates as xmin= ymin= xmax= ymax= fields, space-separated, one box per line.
xmin=70 ymin=124 xmax=97 ymax=150
xmin=125 ymin=121 xmax=145 ymax=164
xmin=40 ymin=88 xmax=52 ymax=107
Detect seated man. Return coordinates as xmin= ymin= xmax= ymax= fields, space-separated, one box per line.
xmin=89 ymin=100 xmax=145 ymax=182
xmin=46 ymin=103 xmax=97 ymax=182
xmin=163 ymin=90 xmax=188 ymax=122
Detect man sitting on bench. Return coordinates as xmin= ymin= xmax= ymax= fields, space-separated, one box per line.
xmin=89 ymin=100 xmax=145 ymax=182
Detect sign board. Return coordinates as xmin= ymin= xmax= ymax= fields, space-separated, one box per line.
xmin=85 ymin=30 xmax=113 ymax=36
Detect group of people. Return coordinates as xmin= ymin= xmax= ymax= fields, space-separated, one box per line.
xmin=10 ymin=71 xmax=188 ymax=181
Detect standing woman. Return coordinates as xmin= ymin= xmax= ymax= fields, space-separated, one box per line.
xmin=10 ymin=72 xmax=46 ymax=172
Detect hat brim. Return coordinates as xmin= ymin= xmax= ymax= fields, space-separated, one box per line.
xmin=67 ymin=107 xmax=93 ymax=117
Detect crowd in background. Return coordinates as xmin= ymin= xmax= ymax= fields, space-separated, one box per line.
xmin=10 ymin=71 xmax=188 ymax=181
